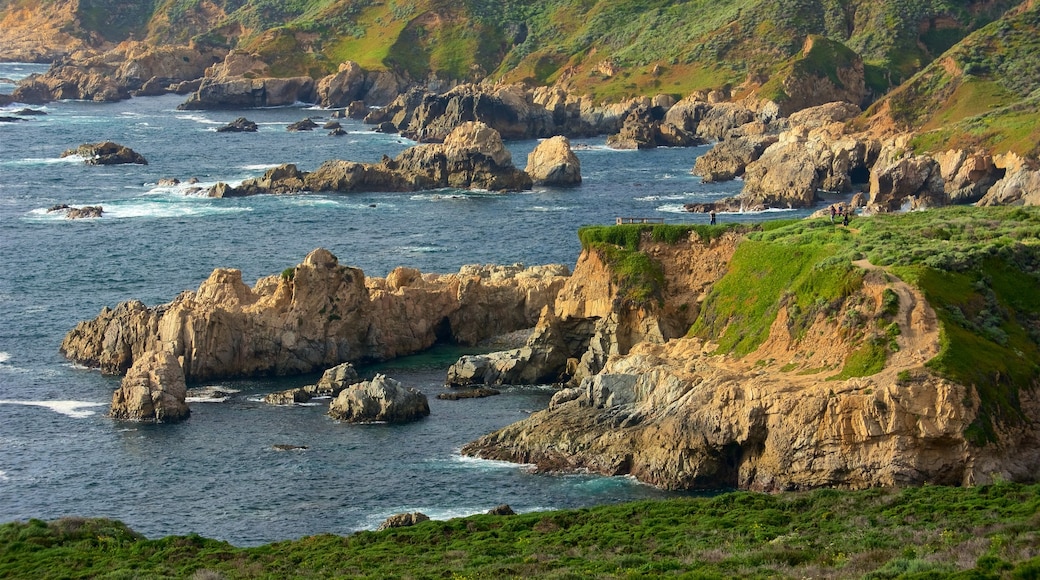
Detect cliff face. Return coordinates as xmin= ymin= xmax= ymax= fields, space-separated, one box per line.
xmin=462 ymin=225 xmax=1040 ymax=490
xmin=61 ymin=248 xmax=569 ymax=381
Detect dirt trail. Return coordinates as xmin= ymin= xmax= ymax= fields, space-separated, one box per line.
xmin=853 ymin=259 xmax=940 ymax=370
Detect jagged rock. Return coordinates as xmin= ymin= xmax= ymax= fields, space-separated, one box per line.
xmin=436 ymin=388 xmax=501 ymax=400
xmin=738 ymin=132 xmax=825 ymax=208
xmin=377 ymin=512 xmax=429 ymax=531
xmin=61 ymin=249 xmax=568 ymax=381
xmin=868 ymin=147 xmax=946 ymax=211
xmin=316 ymin=61 xmax=366 ymax=108
xmin=273 ymin=444 xmax=308 ymax=451
xmin=307 ymin=362 xmax=361 ymax=397
xmin=65 ymin=206 xmax=103 ymax=219
xmin=976 ymin=169 xmax=1040 ymax=206
xmin=110 ymin=350 xmax=189 ymax=423
xmin=157 ymin=178 xmax=180 ymax=186
xmin=606 ymin=105 xmax=660 ymax=149
xmin=12 ymin=108 xmax=46 ymax=116
xmin=328 ymin=374 xmax=430 ymax=424
xmin=178 ymin=76 xmax=315 ymax=110
xmin=693 ymin=135 xmax=779 ymax=182
xmin=695 ymin=103 xmax=757 ymax=141
xmin=61 ymin=142 xmax=147 ymax=165
xmin=935 ymin=149 xmax=1002 ymax=204
xmin=347 ymin=100 xmax=369 ymax=119
xmin=486 ymin=505 xmax=515 ymax=516
xmin=263 ymin=389 xmax=313 ymax=405
xmin=375 ymin=121 xmax=398 ymax=134
xmin=525 ymin=136 xmax=581 ymax=186
xmin=329 ymin=128 xmax=347 ymax=137
xmin=11 ymin=42 xmax=225 ymax=104
xmin=216 ymin=117 xmax=258 ymax=133
xmin=323 ymin=120 xmax=342 ymax=130
xmin=207 ymin=51 xmax=270 ymax=79
xmin=787 ymin=101 xmax=861 ymax=130
xmin=287 ymin=118 xmax=319 ymax=132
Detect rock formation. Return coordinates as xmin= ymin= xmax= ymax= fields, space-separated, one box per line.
xmin=525 ymin=136 xmax=582 ymax=186
xmin=377 ymin=512 xmax=429 ymax=531
xmin=693 ymin=135 xmax=778 ymax=183
xmin=328 ymin=374 xmax=430 ymax=423
xmin=264 ymin=362 xmax=360 ymax=405
xmin=216 ymin=118 xmax=258 ymax=133
xmin=178 ymin=76 xmax=315 ymax=110
xmin=110 ymin=350 xmax=190 ymax=423
xmin=459 ymin=229 xmax=1040 ymax=491
xmin=11 ymin=42 xmax=224 ymax=104
xmin=61 ymin=142 xmax=147 ymax=165
xmin=47 ymin=205 xmax=104 ymax=219
xmin=213 ymin=122 xmax=532 ymax=196
xmin=868 ymin=145 xmax=946 ymax=212
xmin=977 ymin=168 xmax=1040 ymax=206
xmin=61 ymin=249 xmax=569 ymax=381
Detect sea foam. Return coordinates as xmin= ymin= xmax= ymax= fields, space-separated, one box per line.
xmin=0 ymin=399 xmax=106 ymax=419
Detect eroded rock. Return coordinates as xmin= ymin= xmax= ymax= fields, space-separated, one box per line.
xmin=328 ymin=374 xmax=430 ymax=424
xmin=110 ymin=350 xmax=189 ymax=423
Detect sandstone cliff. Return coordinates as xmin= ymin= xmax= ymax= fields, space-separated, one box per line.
xmin=460 ymin=219 xmax=1040 ymax=491
xmin=61 ymin=248 xmax=569 ymax=381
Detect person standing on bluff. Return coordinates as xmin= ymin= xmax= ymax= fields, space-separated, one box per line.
xmin=710 ymin=210 xmax=716 ymax=225
xmin=830 ymin=205 xmax=836 ymax=223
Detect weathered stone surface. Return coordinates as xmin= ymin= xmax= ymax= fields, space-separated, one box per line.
xmin=218 ymin=122 xmax=532 ymax=196
xmin=61 ymin=249 xmax=569 ymax=381
xmin=216 ymin=117 xmax=258 ymax=133
xmin=178 ymin=76 xmax=315 ymax=110
xmin=525 ymin=136 xmax=581 ymax=186
xmin=315 ymin=61 xmax=366 ymax=108
xmin=11 ymin=42 xmax=224 ymax=103
xmin=66 ymin=206 xmax=103 ymax=219
xmin=328 ymin=374 xmax=430 ymax=423
xmin=460 ymin=235 xmax=1040 ymax=491
xmin=486 ymin=505 xmax=515 ymax=516
xmin=436 ymin=387 xmax=500 ymax=400
xmin=787 ymin=101 xmax=861 ymax=130
xmin=61 ymin=141 xmax=147 ymax=165
xmin=868 ymin=146 xmax=946 ymax=212
xmin=287 ymin=118 xmax=319 ymax=132
xmin=263 ymin=362 xmax=360 ymax=405
xmin=693 ymin=135 xmax=778 ymax=182
xmin=977 ymin=169 xmax=1040 ymax=206
xmin=110 ymin=350 xmax=190 ymax=423
xmin=263 ymin=389 xmax=313 ymax=405
xmin=377 ymin=512 xmax=429 ymax=531
xmin=935 ymin=149 xmax=1002 ymax=204
xmin=606 ymin=104 xmax=701 ymax=150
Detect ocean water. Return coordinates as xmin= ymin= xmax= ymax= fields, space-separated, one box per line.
xmin=0 ymin=62 xmax=808 ymax=545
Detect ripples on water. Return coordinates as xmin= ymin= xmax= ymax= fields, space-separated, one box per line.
xmin=0 ymin=62 xmax=810 ymax=544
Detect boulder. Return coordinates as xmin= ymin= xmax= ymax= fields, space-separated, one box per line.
xmin=436 ymin=388 xmax=501 ymax=400
xmin=178 ymin=76 xmax=315 ymax=110
xmin=868 ymin=148 xmax=946 ymax=211
xmin=263 ymin=389 xmax=313 ymax=405
xmin=739 ymin=133 xmax=823 ymax=208
xmin=486 ymin=505 xmax=515 ymax=516
xmin=315 ymin=61 xmax=366 ymax=108
xmin=216 ymin=117 xmax=258 ymax=133
xmin=377 ymin=512 xmax=429 ymax=531
xmin=525 ymin=136 xmax=581 ymax=186
xmin=606 ymin=105 xmax=660 ymax=149
xmin=329 ymin=128 xmax=347 ymax=137
xmin=976 ymin=169 xmax=1040 ymax=207
xmin=323 ymin=121 xmax=342 ymax=130
xmin=287 ymin=118 xmax=319 ymax=132
xmin=61 ymin=141 xmax=147 ymax=165
xmin=109 ymin=350 xmax=190 ymax=423
xmin=787 ymin=101 xmax=861 ymax=130
xmin=328 ymin=374 xmax=430 ymax=424
xmin=935 ymin=149 xmax=1002 ymax=204
xmin=305 ymin=362 xmax=361 ymax=397
xmin=347 ymin=100 xmax=369 ymax=119
xmin=693 ymin=135 xmax=778 ymax=182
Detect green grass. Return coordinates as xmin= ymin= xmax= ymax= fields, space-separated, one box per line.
xmin=688 ymin=206 xmax=1040 ymax=442
xmin=4 ymin=483 xmax=1040 ymax=578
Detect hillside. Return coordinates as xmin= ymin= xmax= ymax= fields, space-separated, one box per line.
xmin=867 ymin=0 xmax=1040 ymax=157
xmin=0 ymin=0 xmax=1021 ymax=102
xmin=2 ymin=483 xmax=1040 ymax=577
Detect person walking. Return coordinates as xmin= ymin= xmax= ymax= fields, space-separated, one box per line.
xmin=710 ymin=210 xmax=716 ymax=225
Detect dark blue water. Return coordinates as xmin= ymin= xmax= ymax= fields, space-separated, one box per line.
xmin=0 ymin=62 xmax=806 ymax=545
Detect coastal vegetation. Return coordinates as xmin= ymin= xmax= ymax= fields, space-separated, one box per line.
xmin=2 ymin=482 xmax=1039 ymax=578
xmin=688 ymin=206 xmax=1040 ymax=443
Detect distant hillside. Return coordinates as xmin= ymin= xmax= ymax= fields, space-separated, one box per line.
xmin=0 ymin=0 xmax=1021 ymax=102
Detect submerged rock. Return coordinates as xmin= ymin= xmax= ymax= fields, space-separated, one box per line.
xmin=61 ymin=141 xmax=147 ymax=165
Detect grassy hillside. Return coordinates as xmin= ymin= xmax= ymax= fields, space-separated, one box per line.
xmin=2 ymin=483 xmax=1039 ymax=578
xmin=0 ymin=0 xmax=1018 ymax=104
xmin=873 ymin=2 xmax=1040 ymax=157
xmin=690 ymin=207 xmax=1040 ymax=444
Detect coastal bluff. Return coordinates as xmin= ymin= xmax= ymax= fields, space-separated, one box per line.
xmin=60 ymin=248 xmax=569 ymax=381
xmin=459 ymin=217 xmax=1040 ymax=491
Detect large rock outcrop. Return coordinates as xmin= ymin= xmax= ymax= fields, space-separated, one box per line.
xmin=976 ymin=168 xmax=1040 ymax=206
xmin=178 ymin=76 xmax=316 ymax=110
xmin=868 ymin=144 xmax=946 ymax=212
xmin=11 ymin=42 xmax=225 ymax=104
xmin=328 ymin=374 xmax=430 ymax=423
xmin=264 ymin=362 xmax=360 ymax=405
xmin=110 ymin=350 xmax=190 ymax=423
xmin=61 ymin=249 xmax=569 ymax=381
xmin=213 ymin=122 xmax=532 ymax=196
xmin=460 ymin=234 xmax=1039 ymax=491
xmin=693 ymin=135 xmax=778 ymax=183
xmin=525 ymin=136 xmax=582 ymax=186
